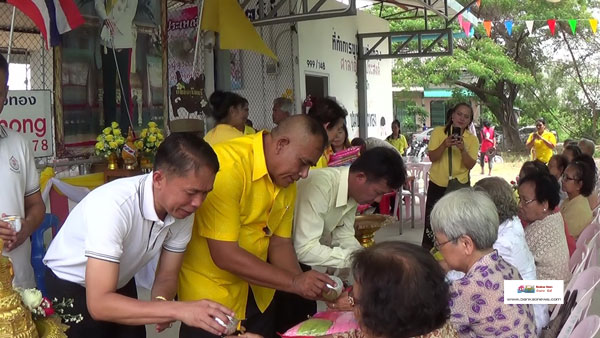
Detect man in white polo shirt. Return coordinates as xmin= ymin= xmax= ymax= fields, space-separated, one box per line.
xmin=43 ymin=133 xmax=234 ymax=337
xmin=0 ymin=53 xmax=46 ymax=288
xmin=274 ymin=147 xmax=406 ymax=332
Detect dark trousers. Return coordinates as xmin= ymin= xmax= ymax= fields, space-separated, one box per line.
xmin=273 ymin=263 xmax=317 ymax=334
xmin=44 ymin=269 xmax=145 ymax=338
xmin=179 ymin=289 xmax=276 ymax=338
xmin=102 ymin=47 xmax=132 ymax=130
xmin=422 ymin=181 xmax=447 ymax=250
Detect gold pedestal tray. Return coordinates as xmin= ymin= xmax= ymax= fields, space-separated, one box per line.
xmin=354 ymin=214 xmax=396 ymax=248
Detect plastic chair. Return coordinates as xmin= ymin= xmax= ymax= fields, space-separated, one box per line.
xmin=553 ymin=267 xmax=600 ymax=321
xmin=30 ymin=214 xmax=59 ymax=296
xmin=576 ymin=223 xmax=600 ymax=250
xmin=568 ymin=315 xmax=600 ymax=338
xmin=558 ymin=289 xmax=599 ymax=338
xmin=570 ymin=245 xmax=590 ymax=275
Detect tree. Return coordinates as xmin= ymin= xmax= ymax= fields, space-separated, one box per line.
xmin=377 ymin=0 xmax=596 ymax=149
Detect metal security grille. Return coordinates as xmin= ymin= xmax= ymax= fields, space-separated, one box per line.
xmin=232 ymin=21 xmax=297 ymax=131
xmin=0 ymin=4 xmax=53 ymax=91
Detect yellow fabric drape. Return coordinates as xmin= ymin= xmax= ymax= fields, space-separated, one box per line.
xmin=40 ymin=167 xmax=105 ymax=197
xmin=201 ymin=0 xmax=278 ymax=61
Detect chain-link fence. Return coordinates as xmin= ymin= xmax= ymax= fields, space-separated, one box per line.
xmin=0 ymin=3 xmax=53 ymax=91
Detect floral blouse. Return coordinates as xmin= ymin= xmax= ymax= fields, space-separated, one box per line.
xmin=449 ymin=251 xmax=536 ymax=337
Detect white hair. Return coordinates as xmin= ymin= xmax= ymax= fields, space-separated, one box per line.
xmin=430 ymin=188 xmax=499 ymax=250
xmin=273 ymin=97 xmax=293 ymax=114
xmin=578 ymin=138 xmax=596 ymax=157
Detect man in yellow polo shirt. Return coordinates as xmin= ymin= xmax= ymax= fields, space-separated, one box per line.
xmin=526 ymin=118 xmax=556 ymax=164
xmin=179 ymin=115 xmax=334 ymax=338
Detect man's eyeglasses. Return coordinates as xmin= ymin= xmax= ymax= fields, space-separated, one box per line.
xmin=518 ymin=197 xmax=536 ymax=206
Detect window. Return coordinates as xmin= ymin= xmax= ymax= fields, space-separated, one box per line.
xmin=430 ymin=101 xmax=446 ymax=127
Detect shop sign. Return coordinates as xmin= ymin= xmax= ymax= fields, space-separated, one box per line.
xmin=0 ymin=90 xmax=53 ymax=157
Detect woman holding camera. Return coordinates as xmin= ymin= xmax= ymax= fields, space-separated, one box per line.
xmin=422 ymin=103 xmax=479 ymax=250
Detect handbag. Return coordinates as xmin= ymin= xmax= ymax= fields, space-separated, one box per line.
xmin=446 ymin=143 xmax=470 ymax=193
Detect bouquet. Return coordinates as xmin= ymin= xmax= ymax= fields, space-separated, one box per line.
xmin=135 ymin=121 xmax=164 ymax=154
xmin=95 ymin=122 xmax=125 ymax=157
xmin=17 ymin=288 xmax=83 ymax=324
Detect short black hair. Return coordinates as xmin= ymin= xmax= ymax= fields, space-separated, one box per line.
xmin=350 ymin=137 xmax=366 ymax=147
xmin=569 ymin=154 xmax=598 ymax=197
xmin=563 ymin=144 xmax=582 ymax=160
xmin=483 ymin=120 xmax=491 ymax=128
xmin=536 ymin=118 xmax=546 ymax=126
xmin=209 ymin=90 xmax=248 ymax=123
xmin=518 ymin=173 xmax=561 ymax=210
xmin=307 ymin=97 xmax=347 ymax=131
xmin=519 ymin=160 xmax=549 ymax=180
xmin=549 ymin=154 xmax=569 ymax=175
xmin=391 ymin=119 xmax=401 ymax=128
xmin=352 ymin=241 xmax=450 ymax=338
xmin=272 ymin=114 xmax=329 ymax=152
xmin=350 ymin=147 xmax=406 ymax=190
xmin=0 ymin=53 xmax=8 ymax=82
xmin=154 ymin=132 xmax=219 ymax=175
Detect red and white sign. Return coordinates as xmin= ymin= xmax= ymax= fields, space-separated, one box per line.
xmin=0 ymin=90 xmax=53 ymax=157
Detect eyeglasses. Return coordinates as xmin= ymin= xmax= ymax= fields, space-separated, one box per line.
xmin=562 ymin=174 xmax=580 ymax=182
xmin=518 ymin=197 xmax=536 ymax=206
xmin=434 ymin=237 xmax=456 ymax=250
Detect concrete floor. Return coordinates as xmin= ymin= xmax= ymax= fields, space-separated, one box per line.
xmin=143 ymin=208 xmax=600 ymax=338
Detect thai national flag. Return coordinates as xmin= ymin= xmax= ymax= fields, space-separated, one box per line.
xmin=7 ymin=0 xmax=85 ymax=49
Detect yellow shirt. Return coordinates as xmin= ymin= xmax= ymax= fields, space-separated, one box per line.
xmin=527 ymin=130 xmax=556 ymax=164
xmin=560 ymin=194 xmax=593 ymax=238
xmin=204 ymin=124 xmax=244 ymax=146
xmin=314 ymin=146 xmax=333 ymax=168
xmin=178 ymin=131 xmax=296 ymax=319
xmin=386 ymin=135 xmax=408 ymax=155
xmin=428 ymin=126 xmax=479 ymax=187
xmin=244 ymin=125 xmax=256 ymax=135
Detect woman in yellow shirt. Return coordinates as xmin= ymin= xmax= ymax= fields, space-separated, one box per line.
xmin=386 ymin=119 xmax=408 ymax=155
xmin=204 ymin=91 xmax=249 ymax=145
xmin=560 ymin=155 xmax=597 ymax=238
xmin=422 ymin=103 xmax=479 ymax=250
xmin=307 ymin=97 xmax=347 ymax=168
xmin=526 ymin=118 xmax=556 ymax=164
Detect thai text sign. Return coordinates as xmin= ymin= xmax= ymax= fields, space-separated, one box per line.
xmin=0 ymin=90 xmax=53 ymax=157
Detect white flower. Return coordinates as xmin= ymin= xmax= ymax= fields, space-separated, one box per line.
xmin=20 ymin=288 xmax=43 ymax=310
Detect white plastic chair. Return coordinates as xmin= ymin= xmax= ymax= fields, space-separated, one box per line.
xmin=570 ymin=245 xmax=590 ymax=275
xmin=558 ymin=288 xmax=600 ymax=338
xmin=568 ymin=315 xmax=600 ymax=338
xmin=576 ymin=223 xmax=600 ymax=250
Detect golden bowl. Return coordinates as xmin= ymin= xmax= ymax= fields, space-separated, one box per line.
xmin=354 ymin=214 xmax=396 ymax=248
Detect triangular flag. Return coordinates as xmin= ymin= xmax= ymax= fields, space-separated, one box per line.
xmin=568 ymin=19 xmax=578 ymax=35
xmin=470 ymin=25 xmax=474 ymax=38
xmin=458 ymin=14 xmax=464 ymax=28
xmin=202 ymin=0 xmax=278 ymax=60
xmin=504 ymin=20 xmax=513 ymax=36
xmin=590 ymin=19 xmax=598 ymax=34
xmin=477 ymin=0 xmax=481 ymax=6
xmin=483 ymin=21 xmax=492 ymax=37
xmin=462 ymin=21 xmax=471 ymax=37
xmin=525 ymin=21 xmax=534 ymax=34
xmin=548 ymin=19 xmax=556 ymax=35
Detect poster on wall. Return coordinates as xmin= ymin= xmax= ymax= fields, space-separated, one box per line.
xmin=230 ymin=50 xmax=243 ymax=90
xmin=167 ymin=5 xmax=210 ymax=124
xmin=56 ymin=0 xmax=163 ymax=156
xmin=0 ymin=90 xmax=53 ymax=157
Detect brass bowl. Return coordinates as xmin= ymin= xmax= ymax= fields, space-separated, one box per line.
xmin=354 ymin=214 xmax=396 ymax=248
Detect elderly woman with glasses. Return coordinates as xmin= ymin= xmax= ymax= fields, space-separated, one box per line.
xmin=431 ymin=188 xmax=536 ymax=337
xmin=526 ymin=118 xmax=556 ymax=164
xmin=560 ymin=154 xmax=598 ymax=238
xmin=518 ymin=173 xmax=571 ymax=282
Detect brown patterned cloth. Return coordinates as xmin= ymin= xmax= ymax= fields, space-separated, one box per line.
xmin=524 ymin=212 xmax=571 ymax=282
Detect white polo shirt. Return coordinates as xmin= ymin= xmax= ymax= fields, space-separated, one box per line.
xmin=0 ymin=126 xmax=39 ymax=288
xmin=44 ymin=173 xmax=193 ymax=289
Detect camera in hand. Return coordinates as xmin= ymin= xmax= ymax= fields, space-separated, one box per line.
xmin=451 ymin=127 xmax=461 ymax=140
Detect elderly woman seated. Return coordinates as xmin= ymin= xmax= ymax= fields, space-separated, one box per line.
xmin=518 ymin=173 xmax=571 ymax=282
xmin=331 ymin=241 xmax=457 ymax=338
xmin=431 ymin=188 xmax=536 ymax=337
xmin=474 ymin=177 xmax=549 ymax=332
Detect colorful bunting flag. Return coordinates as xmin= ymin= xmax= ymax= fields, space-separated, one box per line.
xmin=591 ymin=19 xmax=598 ymax=34
xmin=504 ymin=20 xmax=513 ymax=36
xmin=568 ymin=19 xmax=577 ymax=34
xmin=458 ymin=14 xmax=464 ymax=28
xmin=525 ymin=21 xmax=534 ymax=34
xmin=483 ymin=21 xmax=492 ymax=37
xmin=462 ymin=21 xmax=472 ymax=37
xmin=477 ymin=0 xmax=481 ymax=6
xmin=547 ymin=19 xmax=556 ymax=35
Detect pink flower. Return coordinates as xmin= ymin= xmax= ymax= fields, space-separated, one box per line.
xmin=43 ymin=306 xmax=55 ymax=317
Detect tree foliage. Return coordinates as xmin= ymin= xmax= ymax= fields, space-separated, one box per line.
xmin=375 ymin=0 xmax=598 ymax=149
